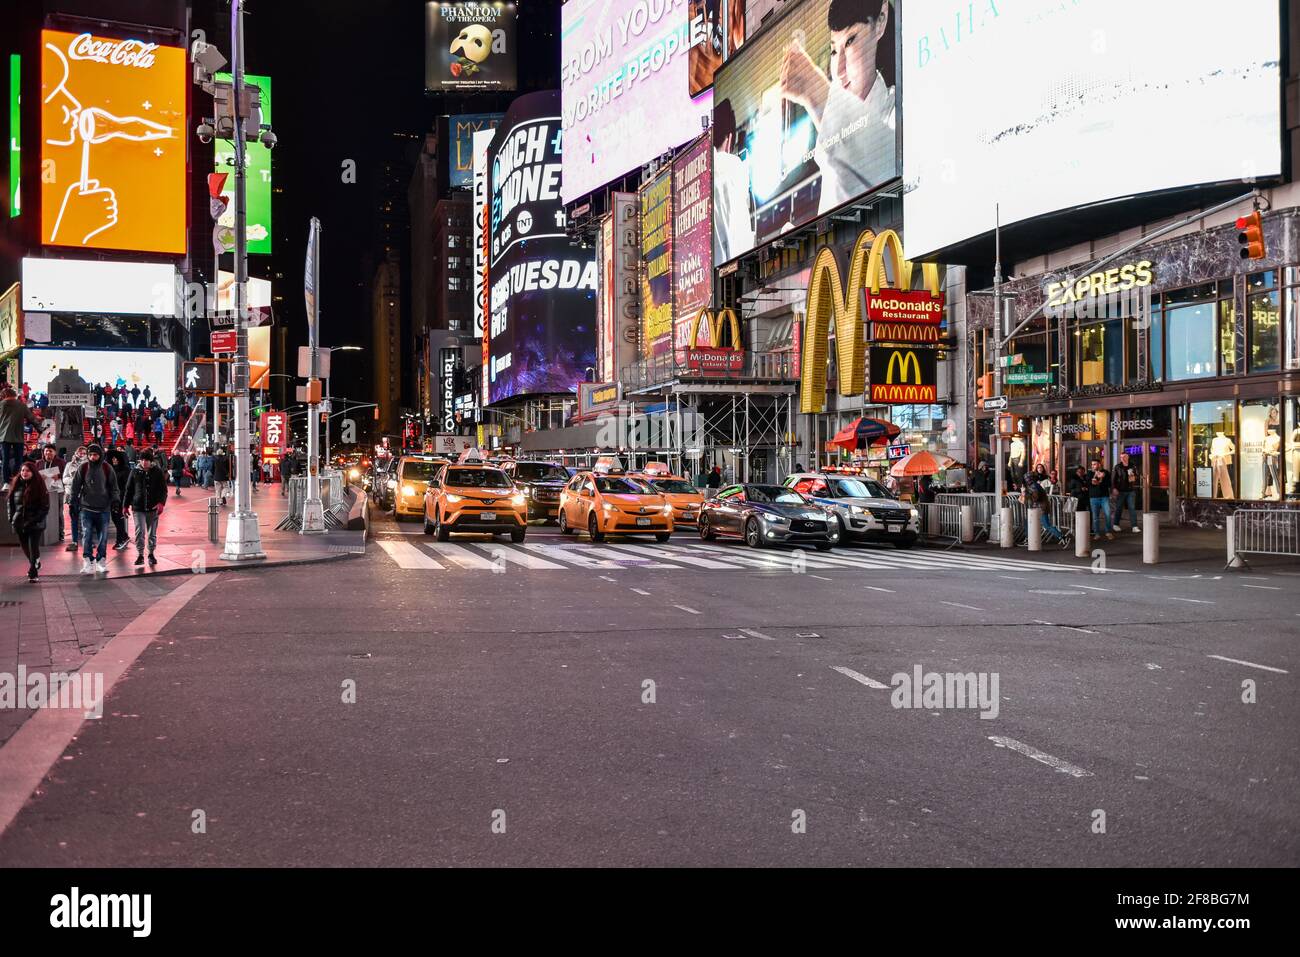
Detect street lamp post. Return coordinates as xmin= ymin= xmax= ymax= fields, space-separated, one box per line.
xmin=323 ymin=345 xmax=363 ymax=466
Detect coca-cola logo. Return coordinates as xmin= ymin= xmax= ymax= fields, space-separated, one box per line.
xmin=67 ymin=33 xmax=159 ymax=69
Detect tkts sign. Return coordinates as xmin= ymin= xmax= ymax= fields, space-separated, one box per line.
xmin=868 ymin=347 xmax=937 ymax=404
xmin=259 ymin=410 xmax=287 ymax=462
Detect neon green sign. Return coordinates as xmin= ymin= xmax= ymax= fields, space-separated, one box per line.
xmin=8 ymin=55 xmax=18 ymax=218
xmin=213 ymin=73 xmax=271 ymax=254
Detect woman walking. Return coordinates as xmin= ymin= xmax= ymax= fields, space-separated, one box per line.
xmin=9 ymin=461 xmax=50 ymax=581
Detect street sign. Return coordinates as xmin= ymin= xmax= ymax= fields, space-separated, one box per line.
xmin=982 ymin=395 xmax=1008 ymax=412
xmin=211 ymin=330 xmax=237 ymax=353
xmin=1005 ymin=372 xmax=1052 ymax=385
xmin=297 ymin=346 xmax=330 ymax=378
xmin=46 ymin=392 xmax=92 ymax=407
xmin=997 ymin=354 xmax=1024 ymax=367
xmin=180 ymin=362 xmax=216 ymax=393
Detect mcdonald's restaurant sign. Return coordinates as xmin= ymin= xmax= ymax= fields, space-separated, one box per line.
xmin=868 ymin=346 xmax=937 ymax=404
xmin=685 ymin=307 xmax=744 ymax=375
xmin=870 ymin=321 xmax=943 ymax=344
xmin=800 ymin=229 xmax=942 ymax=414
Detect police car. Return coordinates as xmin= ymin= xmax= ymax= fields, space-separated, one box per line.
xmin=781 ymin=472 xmax=920 ymax=548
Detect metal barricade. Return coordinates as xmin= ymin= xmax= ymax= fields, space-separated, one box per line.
xmin=1226 ymin=508 xmax=1300 ymax=569
xmin=1048 ymin=495 xmax=1078 ymax=545
xmin=276 ymin=471 xmax=349 ymax=531
xmin=918 ymin=502 xmax=962 ymax=549
xmin=936 ymin=493 xmax=998 ymax=541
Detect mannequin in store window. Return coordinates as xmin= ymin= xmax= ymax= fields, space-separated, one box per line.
xmin=1008 ymin=434 xmax=1026 ymax=490
xmin=1210 ymin=430 xmax=1236 ymax=499
xmin=1288 ymin=425 xmax=1300 ymax=496
xmin=1263 ymin=428 xmax=1281 ymax=499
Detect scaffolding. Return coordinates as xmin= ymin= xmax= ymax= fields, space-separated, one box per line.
xmin=667 ymin=387 xmax=797 ymax=484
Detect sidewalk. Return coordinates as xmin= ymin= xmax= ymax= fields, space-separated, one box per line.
xmin=0 ymin=483 xmax=366 ymax=582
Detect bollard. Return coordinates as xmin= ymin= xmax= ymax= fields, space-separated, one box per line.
xmin=1142 ymin=514 xmax=1159 ymax=564
xmin=208 ymin=497 xmax=220 ymax=543
xmin=1027 ymin=507 xmax=1042 ymax=551
xmin=1075 ymin=510 xmax=1091 ymax=558
xmin=999 ymin=506 xmax=1014 ymax=548
xmin=960 ymin=504 xmax=974 ymax=544
xmin=1226 ymin=516 xmax=1244 ymax=568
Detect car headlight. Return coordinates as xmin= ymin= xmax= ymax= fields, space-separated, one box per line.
xmin=402 ymin=484 xmax=416 ymax=497
xmin=349 ymin=468 xmax=360 ymax=479
xmin=511 ymin=493 xmax=526 ymax=507
xmin=910 ymin=508 xmax=920 ymax=518
xmin=850 ymin=505 xmax=867 ymax=515
xmin=386 ymin=479 xmax=396 ymax=490
xmin=662 ymin=503 xmax=674 ymax=515
xmin=444 ymin=493 xmax=463 ymax=503
xmin=764 ymin=513 xmax=790 ymax=524
xmin=603 ymin=502 xmax=614 ymax=512
xmin=522 ymin=486 xmax=532 ymax=498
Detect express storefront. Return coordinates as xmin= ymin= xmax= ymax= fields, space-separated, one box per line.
xmin=969 ymin=211 xmax=1300 ymax=526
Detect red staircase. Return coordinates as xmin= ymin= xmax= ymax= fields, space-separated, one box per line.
xmin=25 ymin=415 xmax=190 ymax=454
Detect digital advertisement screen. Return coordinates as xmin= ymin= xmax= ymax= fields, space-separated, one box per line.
xmin=688 ymin=0 xmax=745 ymax=97
xmin=447 ymin=112 xmax=503 ymax=188
xmin=472 ymin=127 xmax=493 ymax=344
xmin=487 ymin=92 xmax=597 ymax=404
xmin=672 ymin=135 xmax=712 ymax=355
xmin=214 ymin=73 xmax=272 ymax=255
xmin=8 ymin=54 xmax=18 ymax=218
xmin=426 ymin=2 xmax=518 ymax=92
xmin=561 ymin=0 xmax=715 ymax=204
xmin=21 ymin=347 xmax=178 ymax=407
xmin=640 ymin=168 xmax=674 ymax=357
xmin=712 ymin=0 xmax=898 ymax=265
xmin=902 ymin=0 xmax=1283 ymax=259
xmin=40 ymin=28 xmax=188 ymax=255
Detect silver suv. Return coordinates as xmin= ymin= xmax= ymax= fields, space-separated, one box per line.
xmin=781 ymin=473 xmax=920 ymax=548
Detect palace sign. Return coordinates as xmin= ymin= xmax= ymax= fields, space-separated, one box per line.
xmin=868 ymin=347 xmax=937 ymax=405
xmin=801 ymin=230 xmax=942 ymax=414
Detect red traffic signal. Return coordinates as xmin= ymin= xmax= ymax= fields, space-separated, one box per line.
xmin=1236 ymin=211 xmax=1265 ymax=260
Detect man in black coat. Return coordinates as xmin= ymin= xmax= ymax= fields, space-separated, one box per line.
xmin=123 ymin=449 xmax=169 ymax=567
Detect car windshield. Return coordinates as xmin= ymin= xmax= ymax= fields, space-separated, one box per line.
xmin=830 ymin=478 xmax=892 ymax=499
xmin=515 ymin=463 xmax=569 ymax=482
xmin=400 ymin=461 xmax=442 ymax=482
xmin=444 ymin=468 xmax=511 ymax=488
xmin=595 ymin=476 xmax=649 ymax=494
xmin=649 ymin=479 xmax=697 ymax=494
xmin=746 ymin=485 xmax=808 ymax=505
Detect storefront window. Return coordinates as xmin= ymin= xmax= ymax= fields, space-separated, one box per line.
xmin=1188 ymin=400 xmax=1236 ymax=499
xmin=1286 ymin=268 xmax=1300 ymax=372
xmin=1246 ymin=272 xmax=1281 ymax=373
xmin=1008 ymin=329 xmax=1054 ymax=395
xmin=1163 ymin=282 xmax=1227 ymax=381
xmin=1284 ymin=396 xmax=1300 ymax=500
xmin=1150 ymin=303 xmax=1164 ymax=381
xmin=1219 ymin=298 xmax=1237 ymax=374
xmin=1238 ymin=398 xmax=1283 ymax=501
xmin=1072 ymin=318 xmax=1122 ymax=387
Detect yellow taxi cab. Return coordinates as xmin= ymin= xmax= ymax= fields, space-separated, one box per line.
xmin=558 ymin=463 xmax=673 ymax=543
xmin=393 ymin=454 xmax=449 ymax=520
xmin=629 ymin=462 xmax=705 ymax=527
xmin=424 ymin=451 xmax=528 ymax=542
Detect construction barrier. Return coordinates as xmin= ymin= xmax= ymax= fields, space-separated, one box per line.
xmin=918 ymin=502 xmax=963 ymax=548
xmin=1226 ymin=508 xmax=1300 ymax=569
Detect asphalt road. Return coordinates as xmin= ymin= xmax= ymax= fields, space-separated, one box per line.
xmin=0 ymin=512 xmax=1296 ymax=866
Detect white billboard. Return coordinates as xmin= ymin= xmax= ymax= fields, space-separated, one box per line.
xmin=22 ymin=257 xmax=177 ymax=315
xmin=902 ymin=0 xmax=1283 ymax=259
xmin=561 ymin=0 xmax=714 ymax=204
xmin=21 ymin=347 xmax=179 ymax=407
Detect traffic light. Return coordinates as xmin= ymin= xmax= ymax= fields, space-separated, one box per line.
xmin=976 ymin=372 xmax=994 ymax=409
xmin=1236 ymin=211 xmax=1265 ymax=260
xmin=373 ymin=406 xmax=380 ymax=421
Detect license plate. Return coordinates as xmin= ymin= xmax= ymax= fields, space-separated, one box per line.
xmin=886 ymin=524 xmax=902 ymax=533
xmin=480 ymin=512 xmax=496 ymax=521
xmin=636 ymin=517 xmax=652 ymax=526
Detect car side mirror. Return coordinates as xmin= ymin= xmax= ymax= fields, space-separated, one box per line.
xmin=428 ymin=480 xmax=440 ymax=489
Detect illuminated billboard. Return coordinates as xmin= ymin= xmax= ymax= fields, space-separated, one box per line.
xmin=22 ymin=347 xmax=178 ymax=406
xmin=672 ymin=135 xmax=711 ymax=357
xmin=425 ymin=3 xmax=518 ymax=92
xmin=214 ymin=73 xmax=272 ymax=255
xmin=40 ymin=28 xmax=187 ymax=255
xmin=902 ymin=0 xmax=1283 ymax=259
xmin=22 ymin=257 xmax=176 ymax=315
xmin=712 ymin=0 xmax=898 ymax=264
xmin=561 ymin=0 xmax=714 ymax=204
xmin=8 ymin=55 xmax=17 ymax=218
xmin=447 ymin=111 xmax=503 ymax=188
xmin=688 ymin=0 xmax=745 ymax=97
xmin=640 ymin=168 xmax=673 ymax=357
xmin=487 ymin=91 xmax=597 ymax=404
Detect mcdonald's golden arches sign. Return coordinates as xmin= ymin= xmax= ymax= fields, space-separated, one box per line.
xmin=800 ymin=229 xmax=942 ymax=414
xmin=868 ymin=346 xmax=937 ymax=404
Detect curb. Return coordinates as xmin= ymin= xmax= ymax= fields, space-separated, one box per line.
xmin=33 ymin=539 xmax=368 ymax=582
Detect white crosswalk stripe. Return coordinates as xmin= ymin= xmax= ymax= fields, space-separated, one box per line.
xmin=372 ymin=536 xmax=1100 ymax=574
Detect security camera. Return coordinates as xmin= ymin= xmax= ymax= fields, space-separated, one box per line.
xmin=194 ymin=43 xmax=229 ymax=75
xmin=258 ymin=128 xmax=277 ymax=150
xmin=196 ymin=121 xmax=215 ymax=144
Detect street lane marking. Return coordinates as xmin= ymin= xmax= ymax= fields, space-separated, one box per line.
xmin=0 ymin=573 xmax=217 ymax=837
xmin=579 ymin=545 xmax=680 ymax=569
xmin=673 ymin=605 xmax=701 ymax=615
xmin=425 ymin=542 xmax=499 ymax=570
xmin=599 ymin=575 xmax=617 ymax=582
xmin=740 ymin=628 xmax=775 ymax=641
xmin=631 ymin=588 xmax=651 ymax=596
xmin=1168 ymin=596 xmax=1213 ymax=604
xmin=811 ymin=575 xmax=834 ymax=581
xmin=378 ymin=540 xmax=445 ymax=569
xmin=1206 ymin=655 xmax=1289 ymax=674
xmin=607 ymin=543 xmax=739 ymax=569
xmin=468 ymin=544 xmax=566 ymax=570
xmin=1241 ymin=584 xmax=1281 ymax=590
xmin=942 ymin=601 xmax=983 ymax=611
xmin=864 ymin=585 xmax=895 ymax=593
xmin=1074 ymin=584 xmax=1110 ymax=592
xmin=831 ymin=666 xmax=889 ymax=690
xmin=989 ymin=735 xmax=1093 ymax=778
xmin=999 ymin=575 xmax=1026 ymax=580
xmin=520 ymin=544 xmax=622 ymax=569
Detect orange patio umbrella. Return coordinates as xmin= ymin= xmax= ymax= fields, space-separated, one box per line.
xmin=890 ymin=450 xmax=956 ymax=477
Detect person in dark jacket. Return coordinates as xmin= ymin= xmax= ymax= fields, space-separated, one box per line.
xmin=706 ymin=466 xmax=722 ymax=489
xmin=123 ymin=449 xmax=169 ymax=567
xmin=213 ymin=448 xmax=231 ymax=505
xmin=280 ymin=448 xmax=297 ymax=495
xmin=105 ymin=447 xmax=132 ymax=550
xmin=169 ymin=451 xmax=186 ymax=497
xmin=69 ymin=443 xmax=120 ymax=574
xmin=1067 ymin=466 xmax=1091 ymax=512
xmin=1112 ymin=451 xmax=1140 ymax=533
xmin=970 ymin=461 xmax=992 ymax=493
xmin=1087 ymin=458 xmax=1115 ymax=540
xmin=0 ymin=386 xmax=42 ymax=485
xmin=8 ymin=462 xmax=50 ymax=581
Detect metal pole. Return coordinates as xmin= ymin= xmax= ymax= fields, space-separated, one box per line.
xmin=302 ymin=218 xmax=325 ymax=534
xmin=324 ymin=374 xmax=331 ymax=466
xmin=221 ymin=0 xmax=265 ymax=560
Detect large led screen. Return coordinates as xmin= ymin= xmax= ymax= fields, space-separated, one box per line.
xmin=902 ymin=0 xmax=1283 ymax=259
xmin=561 ymin=0 xmax=715 ymax=204
xmin=40 ymin=29 xmax=187 ymax=255
xmin=214 ymin=73 xmax=272 ymax=254
xmin=22 ymin=347 xmax=178 ymax=407
xmin=447 ymin=112 xmax=503 ymax=188
xmin=426 ymin=3 xmax=518 ymax=92
xmin=487 ymin=92 xmax=597 ymax=404
xmin=712 ymin=0 xmax=898 ymax=264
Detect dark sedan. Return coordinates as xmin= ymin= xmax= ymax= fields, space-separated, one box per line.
xmin=507 ymin=461 xmax=572 ymax=522
xmin=698 ymin=484 xmax=840 ymax=550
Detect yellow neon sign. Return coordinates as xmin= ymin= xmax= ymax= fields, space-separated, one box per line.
xmin=688 ymin=308 xmax=742 ymax=350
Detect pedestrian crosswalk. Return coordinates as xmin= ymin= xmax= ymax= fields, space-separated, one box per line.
xmin=374 ymin=536 xmax=1103 ymax=575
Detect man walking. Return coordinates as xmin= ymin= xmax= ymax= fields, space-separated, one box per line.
xmin=123 ymin=449 xmax=168 ymax=567
xmin=169 ymin=449 xmax=186 ymax=497
xmin=69 ymin=443 xmax=120 ymax=574
xmin=1087 ymin=457 xmax=1115 ymax=541
xmin=61 ymin=446 xmax=87 ymax=551
xmin=280 ymin=447 xmax=297 ymax=496
xmin=105 ymin=446 xmax=132 ymax=550
xmin=213 ymin=446 xmax=231 ymax=506
xmin=0 ymin=386 xmax=41 ymax=484
xmin=1112 ymin=450 xmax=1141 ymax=533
